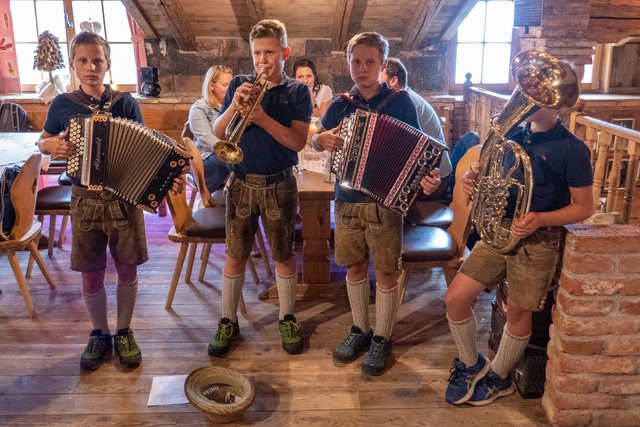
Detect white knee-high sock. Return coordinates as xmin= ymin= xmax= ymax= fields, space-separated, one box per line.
xmin=83 ymin=286 xmax=109 ymax=335
xmin=447 ymin=312 xmax=478 ymax=367
xmin=222 ymin=272 xmax=245 ymax=323
xmin=116 ymin=277 xmax=138 ymax=332
xmin=347 ymin=276 xmax=370 ymax=331
xmin=491 ymin=326 xmax=530 ymax=379
xmin=276 ymin=271 xmax=297 ymax=319
xmin=374 ymin=284 xmax=399 ymax=339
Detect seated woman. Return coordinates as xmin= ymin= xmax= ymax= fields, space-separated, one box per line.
xmin=188 ymin=65 xmax=233 ymax=193
xmin=293 ymin=59 xmax=333 ymax=119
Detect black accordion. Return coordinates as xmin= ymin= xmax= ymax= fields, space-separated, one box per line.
xmin=66 ymin=113 xmax=190 ymax=213
xmin=332 ymin=109 xmax=447 ymax=215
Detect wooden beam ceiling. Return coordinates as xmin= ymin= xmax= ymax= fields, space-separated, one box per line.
xmin=332 ymin=0 xmax=355 ymax=52
xmin=440 ymin=0 xmax=478 ymax=41
xmin=120 ymin=0 xmax=158 ymax=39
xmin=246 ymin=0 xmax=267 ymax=25
xmin=151 ymin=0 xmax=196 ymax=51
xmin=402 ymin=0 xmax=446 ymax=51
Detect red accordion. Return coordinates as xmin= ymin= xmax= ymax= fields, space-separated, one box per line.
xmin=334 ymin=109 xmax=447 ymax=216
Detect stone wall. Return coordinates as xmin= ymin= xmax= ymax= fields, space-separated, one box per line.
xmin=542 ymin=224 xmax=640 ymax=427
xmin=144 ymin=37 xmax=448 ymax=96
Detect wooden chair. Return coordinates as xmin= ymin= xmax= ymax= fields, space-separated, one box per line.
xmin=397 ymin=145 xmax=481 ymax=305
xmin=34 ymin=182 xmax=71 ymax=256
xmin=163 ymin=138 xmax=263 ymax=311
xmin=0 ymin=154 xmax=56 ymax=318
xmin=181 ymin=121 xmax=199 ymax=209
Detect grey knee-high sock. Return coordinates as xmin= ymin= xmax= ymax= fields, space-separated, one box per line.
xmin=222 ymin=272 xmax=245 ymax=323
xmin=447 ymin=312 xmax=478 ymax=367
xmin=83 ymin=286 xmax=109 ymax=335
xmin=116 ymin=277 xmax=138 ymax=332
xmin=374 ymin=284 xmax=400 ymax=339
xmin=347 ymin=276 xmax=370 ymax=332
xmin=491 ymin=326 xmax=530 ymax=379
xmin=276 ymin=271 xmax=297 ymax=319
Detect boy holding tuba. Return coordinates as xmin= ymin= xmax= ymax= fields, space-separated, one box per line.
xmin=444 ymin=107 xmax=594 ymax=405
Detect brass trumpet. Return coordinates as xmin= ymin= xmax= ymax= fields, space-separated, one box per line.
xmin=213 ymin=69 xmax=269 ymax=164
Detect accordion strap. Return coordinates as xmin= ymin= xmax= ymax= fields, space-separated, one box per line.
xmin=339 ymin=88 xmax=405 ymax=114
xmin=62 ymin=87 xmax=126 ymax=114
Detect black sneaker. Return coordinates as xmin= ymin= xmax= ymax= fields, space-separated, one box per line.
xmin=361 ymin=335 xmax=392 ymax=376
xmin=332 ymin=325 xmax=373 ymax=363
xmin=278 ymin=314 xmax=303 ymax=354
xmin=208 ymin=318 xmax=240 ymax=357
xmin=113 ymin=328 xmax=142 ymax=369
xmin=80 ymin=329 xmax=112 ymax=371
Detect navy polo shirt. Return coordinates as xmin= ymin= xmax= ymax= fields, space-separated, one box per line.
xmin=220 ymin=73 xmax=312 ymax=175
xmin=505 ymin=120 xmax=593 ymax=214
xmin=321 ymin=83 xmax=420 ymax=202
xmin=44 ymin=86 xmax=143 ymax=135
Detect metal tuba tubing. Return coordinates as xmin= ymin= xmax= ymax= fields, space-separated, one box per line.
xmin=470 ymin=50 xmax=579 ymax=253
xmin=213 ymin=69 xmax=270 ymax=164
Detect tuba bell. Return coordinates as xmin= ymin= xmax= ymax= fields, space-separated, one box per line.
xmin=213 ymin=69 xmax=270 ymax=164
xmin=470 ymin=50 xmax=580 ymax=253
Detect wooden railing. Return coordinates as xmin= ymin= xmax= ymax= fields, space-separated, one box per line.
xmin=570 ymin=112 xmax=640 ymax=224
xmin=465 ymin=87 xmax=640 ymax=225
xmin=466 ymin=87 xmax=509 ymax=141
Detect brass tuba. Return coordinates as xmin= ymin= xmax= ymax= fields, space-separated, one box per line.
xmin=213 ymin=69 xmax=270 ymax=164
xmin=470 ymin=50 xmax=580 ymax=253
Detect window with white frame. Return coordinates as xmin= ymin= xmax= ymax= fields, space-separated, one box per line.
xmin=9 ymin=0 xmax=137 ymax=90
xmin=455 ymin=0 xmax=514 ymax=85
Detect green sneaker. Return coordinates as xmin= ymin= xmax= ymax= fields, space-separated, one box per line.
xmin=80 ymin=329 xmax=112 ymax=371
xmin=208 ymin=318 xmax=240 ymax=357
xmin=279 ymin=314 xmax=303 ymax=354
xmin=113 ymin=328 xmax=142 ymax=369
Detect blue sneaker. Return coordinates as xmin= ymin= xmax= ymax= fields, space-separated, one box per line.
xmin=445 ymin=353 xmax=490 ymax=404
xmin=467 ymin=370 xmax=516 ymax=406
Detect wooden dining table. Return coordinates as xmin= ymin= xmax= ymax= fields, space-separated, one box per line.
xmin=296 ymin=170 xmax=335 ymax=285
xmin=0 ymin=132 xmax=41 ymax=174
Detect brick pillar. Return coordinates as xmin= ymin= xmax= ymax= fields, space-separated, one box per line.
xmin=542 ymin=224 xmax=640 ymax=427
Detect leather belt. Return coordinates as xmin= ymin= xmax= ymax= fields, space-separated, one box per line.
xmin=232 ymin=168 xmax=293 ymax=186
xmin=72 ymin=185 xmax=117 ymax=200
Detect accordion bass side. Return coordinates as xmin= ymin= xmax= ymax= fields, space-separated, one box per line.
xmin=66 ymin=113 xmax=190 ymax=213
xmin=333 ymin=110 xmax=447 ymax=216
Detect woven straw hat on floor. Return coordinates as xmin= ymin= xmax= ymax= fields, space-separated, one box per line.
xmin=184 ymin=366 xmax=255 ymax=423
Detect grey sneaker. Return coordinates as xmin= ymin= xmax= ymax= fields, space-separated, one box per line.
xmin=362 ymin=335 xmax=392 ymax=376
xmin=208 ymin=318 xmax=240 ymax=357
xmin=332 ymin=325 xmax=373 ymax=363
xmin=113 ymin=328 xmax=142 ymax=369
xmin=80 ymin=329 xmax=112 ymax=371
xmin=278 ymin=314 xmax=303 ymax=354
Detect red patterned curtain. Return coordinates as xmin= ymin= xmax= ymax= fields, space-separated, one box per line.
xmin=0 ymin=0 xmax=21 ymax=93
xmin=127 ymin=13 xmax=147 ymax=94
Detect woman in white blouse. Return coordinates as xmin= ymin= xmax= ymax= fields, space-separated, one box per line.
xmin=293 ymin=59 xmax=333 ymax=119
xmin=188 ymin=65 xmax=233 ymax=192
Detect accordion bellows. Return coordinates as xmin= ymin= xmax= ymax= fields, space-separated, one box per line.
xmin=66 ymin=113 xmax=190 ymax=213
xmin=333 ymin=110 xmax=447 ymax=216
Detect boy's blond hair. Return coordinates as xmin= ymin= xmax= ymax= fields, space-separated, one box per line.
xmin=346 ymin=32 xmax=389 ymax=61
xmin=249 ymin=19 xmax=288 ymax=48
xmin=69 ymin=31 xmax=111 ymax=64
xmin=202 ymin=64 xmax=233 ymax=99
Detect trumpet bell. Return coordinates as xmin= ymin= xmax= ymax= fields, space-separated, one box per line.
xmin=214 ymin=140 xmax=244 ymax=164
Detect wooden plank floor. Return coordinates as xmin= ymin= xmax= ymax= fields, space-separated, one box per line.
xmin=0 ymin=205 xmax=551 ymax=426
